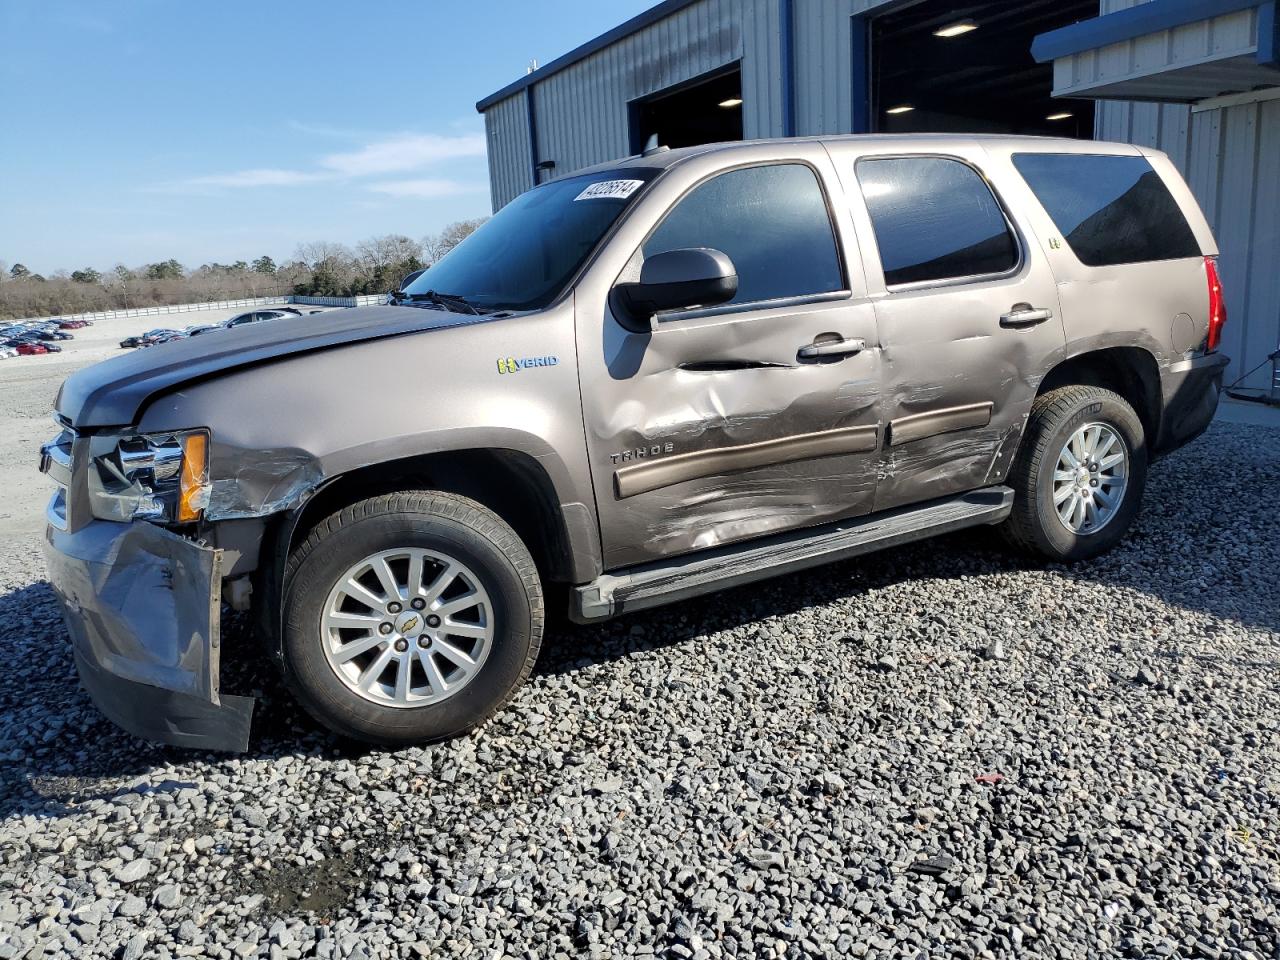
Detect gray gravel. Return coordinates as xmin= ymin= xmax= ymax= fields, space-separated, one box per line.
xmin=1 ymin=420 xmax=1278 ymax=959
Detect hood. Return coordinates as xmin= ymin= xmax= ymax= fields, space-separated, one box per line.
xmin=57 ymin=304 xmax=493 ymax=428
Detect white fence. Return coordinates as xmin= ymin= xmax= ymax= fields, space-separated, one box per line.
xmin=11 ymin=293 xmax=388 ymax=326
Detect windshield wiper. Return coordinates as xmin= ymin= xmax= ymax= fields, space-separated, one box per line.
xmin=406 ymin=290 xmax=482 ymax=315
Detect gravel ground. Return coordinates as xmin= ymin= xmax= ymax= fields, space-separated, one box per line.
xmin=1 ymin=418 xmax=1278 ymax=960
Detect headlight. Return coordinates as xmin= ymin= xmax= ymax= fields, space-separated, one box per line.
xmin=87 ymin=429 xmax=210 ymax=524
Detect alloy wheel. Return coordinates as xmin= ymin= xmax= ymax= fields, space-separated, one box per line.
xmin=320 ymin=548 xmax=494 ymax=708
xmin=1052 ymin=422 xmax=1129 ymax=535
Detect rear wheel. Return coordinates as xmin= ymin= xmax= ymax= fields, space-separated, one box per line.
xmin=282 ymin=491 xmax=543 ymax=746
xmin=1002 ymin=385 xmax=1147 ymax=562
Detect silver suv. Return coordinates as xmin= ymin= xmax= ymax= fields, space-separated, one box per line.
xmin=41 ymin=135 xmax=1228 ymax=751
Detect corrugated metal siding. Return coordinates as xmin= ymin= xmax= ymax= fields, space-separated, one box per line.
xmin=480 ymin=0 xmax=903 ymax=206
xmin=531 ymin=0 xmax=763 ymax=182
xmin=1097 ymin=0 xmax=1280 ymax=391
xmin=794 ymin=0 xmax=857 ymax=135
xmin=1053 ymin=7 xmax=1260 ymax=98
xmin=483 ymin=94 xmax=534 ymax=212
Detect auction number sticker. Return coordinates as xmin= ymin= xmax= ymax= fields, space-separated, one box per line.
xmin=574 ymin=179 xmax=645 ymax=201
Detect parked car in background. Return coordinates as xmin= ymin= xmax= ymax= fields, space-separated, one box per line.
xmin=145 ymin=331 xmax=189 ymax=346
xmin=3 ymin=324 xmax=69 ymax=342
xmin=120 ymin=328 xmax=180 ymax=349
xmin=185 ymin=324 xmax=220 ymax=337
xmin=0 ymin=345 xmax=18 ymax=360
xmin=8 ymin=340 xmax=49 ymax=355
xmin=57 ymin=320 xmax=93 ymax=330
xmin=223 ymin=308 xmax=300 ymax=329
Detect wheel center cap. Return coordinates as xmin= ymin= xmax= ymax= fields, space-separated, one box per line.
xmin=394 ymin=611 xmax=423 ymax=636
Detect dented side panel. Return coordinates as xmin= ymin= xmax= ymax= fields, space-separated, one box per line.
xmin=868 ymin=276 xmax=1063 ymax=511
xmin=827 ymin=138 xmax=1068 ymax=513
xmin=570 ymin=141 xmax=885 ymax=569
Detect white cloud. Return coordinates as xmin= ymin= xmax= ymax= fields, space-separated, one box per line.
xmin=365 ymin=178 xmax=487 ymax=198
xmin=153 ymin=131 xmax=487 ymax=194
xmin=178 ymin=168 xmax=333 ymax=188
xmin=320 ymin=133 xmax=486 ymax=177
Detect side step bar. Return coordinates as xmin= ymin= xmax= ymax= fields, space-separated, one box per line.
xmin=571 ymin=486 xmax=1014 ymax=622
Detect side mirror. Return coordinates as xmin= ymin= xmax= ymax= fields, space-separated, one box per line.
xmin=390 ymin=268 xmax=427 ymax=303
xmin=612 ymin=248 xmax=737 ymax=330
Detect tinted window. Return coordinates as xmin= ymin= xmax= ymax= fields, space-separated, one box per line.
xmin=405 ymin=169 xmax=658 ymax=312
xmin=857 ymin=157 xmax=1018 ymax=287
xmin=643 ymin=163 xmax=843 ymax=306
xmin=1012 ymin=153 xmax=1200 ymax=266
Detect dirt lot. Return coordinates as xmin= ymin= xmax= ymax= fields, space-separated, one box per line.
xmin=0 ymin=322 xmax=1277 ymax=959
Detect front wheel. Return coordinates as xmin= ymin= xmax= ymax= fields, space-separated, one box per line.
xmin=1001 ymin=385 xmax=1147 ymax=562
xmin=281 ymin=491 xmax=543 ymax=746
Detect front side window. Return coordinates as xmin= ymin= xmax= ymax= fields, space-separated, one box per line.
xmin=404 ymin=169 xmax=658 ymax=312
xmin=857 ymin=156 xmax=1018 ymax=287
xmin=1011 ymin=153 xmax=1201 ymax=267
xmin=642 ymin=163 xmax=844 ymax=306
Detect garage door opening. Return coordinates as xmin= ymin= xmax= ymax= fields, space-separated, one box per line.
xmin=630 ymin=66 xmax=744 ymax=153
xmin=870 ymin=0 xmax=1096 ymax=139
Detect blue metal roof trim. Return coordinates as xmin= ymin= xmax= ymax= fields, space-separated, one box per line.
xmin=476 ymin=0 xmax=703 ymax=111
xmin=1259 ymin=0 xmax=1279 ymax=66
xmin=1031 ymin=0 xmax=1265 ymax=63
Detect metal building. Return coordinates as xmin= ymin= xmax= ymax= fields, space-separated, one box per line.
xmin=476 ymin=0 xmax=1280 ymax=398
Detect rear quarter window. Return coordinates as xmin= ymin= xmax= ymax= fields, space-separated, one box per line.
xmin=855 ymin=156 xmax=1019 ymax=288
xmin=1012 ymin=153 xmax=1201 ymax=267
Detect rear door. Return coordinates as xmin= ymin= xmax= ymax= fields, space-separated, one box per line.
xmin=573 ymin=144 xmax=884 ymax=569
xmin=835 ymin=142 xmax=1066 ymax=510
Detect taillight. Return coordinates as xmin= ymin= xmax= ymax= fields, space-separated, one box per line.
xmin=1205 ymin=256 xmax=1226 ymax=353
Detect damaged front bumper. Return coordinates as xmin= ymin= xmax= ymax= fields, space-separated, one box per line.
xmin=43 ymin=519 xmax=253 ymax=752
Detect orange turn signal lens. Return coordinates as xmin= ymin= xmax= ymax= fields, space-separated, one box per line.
xmin=177 ymin=431 xmax=209 ymax=522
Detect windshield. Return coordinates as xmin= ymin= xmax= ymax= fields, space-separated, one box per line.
xmin=404 ymin=169 xmax=658 ymax=312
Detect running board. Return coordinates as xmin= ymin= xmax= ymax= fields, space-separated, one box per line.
xmin=571 ymin=486 xmax=1014 ymax=622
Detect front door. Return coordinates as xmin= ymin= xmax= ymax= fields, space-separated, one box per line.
xmin=574 ymin=146 xmax=884 ymax=570
xmin=836 ymin=147 xmax=1066 ymax=510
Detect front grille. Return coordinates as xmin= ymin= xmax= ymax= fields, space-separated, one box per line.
xmin=39 ymin=426 xmax=75 ymax=531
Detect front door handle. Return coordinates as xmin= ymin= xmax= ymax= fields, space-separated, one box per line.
xmin=1000 ymin=303 xmax=1054 ymax=328
xmin=798 ymin=336 xmax=866 ymax=360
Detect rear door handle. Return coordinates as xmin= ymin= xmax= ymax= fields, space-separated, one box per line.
xmin=798 ymin=336 xmax=866 ymax=360
xmin=1000 ymin=304 xmax=1054 ymax=328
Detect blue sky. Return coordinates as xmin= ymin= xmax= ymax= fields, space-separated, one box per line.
xmin=0 ymin=1 xmax=655 ymax=274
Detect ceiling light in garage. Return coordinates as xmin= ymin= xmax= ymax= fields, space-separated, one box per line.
xmin=1046 ymin=111 xmax=1074 ymax=120
xmin=933 ymin=20 xmax=978 ymax=38
xmin=718 ymin=98 xmax=743 ymax=108
xmin=886 ymin=105 xmax=915 ymax=114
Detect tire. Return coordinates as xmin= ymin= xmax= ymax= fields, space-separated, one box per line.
xmin=1001 ymin=385 xmax=1147 ymax=563
xmin=282 ymin=491 xmax=543 ymax=746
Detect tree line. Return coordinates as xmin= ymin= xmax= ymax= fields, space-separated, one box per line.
xmin=0 ymin=219 xmax=487 ymax=321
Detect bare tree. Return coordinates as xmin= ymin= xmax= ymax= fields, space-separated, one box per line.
xmin=293 ymin=241 xmax=357 ymax=297
xmin=422 ymin=218 xmax=488 ymax=265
